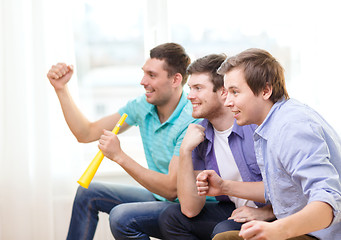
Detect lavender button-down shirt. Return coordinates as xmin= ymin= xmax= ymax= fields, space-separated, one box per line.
xmin=192 ymin=119 xmax=263 ymax=206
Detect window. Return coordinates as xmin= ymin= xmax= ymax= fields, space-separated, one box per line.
xmin=72 ymin=0 xmax=341 ymax=175
xmin=72 ymin=0 xmax=147 ymax=173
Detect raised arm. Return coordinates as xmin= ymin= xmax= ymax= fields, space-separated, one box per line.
xmin=177 ymin=124 xmax=207 ymax=217
xmin=47 ymin=63 xmax=130 ymax=143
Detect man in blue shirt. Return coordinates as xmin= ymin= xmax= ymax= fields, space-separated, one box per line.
xmin=197 ymin=48 xmax=341 ymax=240
xmin=159 ymin=54 xmax=275 ymax=240
xmin=47 ymin=43 xmax=198 ymax=240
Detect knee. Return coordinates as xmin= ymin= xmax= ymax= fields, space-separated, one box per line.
xmin=212 ymin=220 xmax=242 ymax=239
xmin=109 ymin=204 xmax=133 ymax=237
xmin=73 ymin=182 xmax=101 ymax=208
xmin=160 ymin=204 xmax=181 ymax=221
xmin=159 ymin=204 xmax=182 ymax=231
xmin=74 ymin=185 xmax=89 ymax=204
xmin=109 ymin=204 xmax=125 ymax=228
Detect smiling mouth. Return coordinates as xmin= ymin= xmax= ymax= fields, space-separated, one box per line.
xmin=145 ymin=88 xmax=155 ymax=94
xmin=232 ymin=111 xmax=240 ymax=117
xmin=191 ymin=103 xmax=201 ymax=108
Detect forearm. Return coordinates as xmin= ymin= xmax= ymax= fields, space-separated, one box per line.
xmin=56 ymin=87 xmax=126 ymax=143
xmin=55 ymin=87 xmax=95 ymax=142
xmin=272 ymin=201 xmax=333 ymax=238
xmin=222 ymin=180 xmax=266 ymax=203
xmin=117 ymin=152 xmax=178 ymax=201
xmin=178 ymin=150 xmax=205 ymax=217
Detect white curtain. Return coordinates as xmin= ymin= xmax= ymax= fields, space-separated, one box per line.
xmin=0 ymin=0 xmax=80 ymax=239
xmin=0 ymin=0 xmax=168 ymax=238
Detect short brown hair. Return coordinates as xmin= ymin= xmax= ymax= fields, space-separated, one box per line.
xmin=218 ymin=48 xmax=289 ymax=103
xmin=187 ymin=54 xmax=227 ymax=92
xmin=150 ymin=43 xmax=191 ymax=85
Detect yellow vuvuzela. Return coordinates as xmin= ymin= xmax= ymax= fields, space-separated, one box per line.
xmin=77 ymin=113 xmax=128 ymax=189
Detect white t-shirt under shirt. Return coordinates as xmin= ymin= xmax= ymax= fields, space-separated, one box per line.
xmin=214 ymin=126 xmax=257 ymax=209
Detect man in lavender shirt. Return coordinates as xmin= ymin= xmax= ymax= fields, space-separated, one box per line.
xmin=159 ymin=54 xmax=274 ymax=240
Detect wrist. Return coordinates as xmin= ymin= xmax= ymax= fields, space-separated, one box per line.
xmin=55 ymin=85 xmax=69 ymax=97
xmin=262 ymin=205 xmax=276 ymax=221
xmin=179 ymin=147 xmax=193 ymax=158
xmin=115 ymin=150 xmax=127 ymax=166
xmin=221 ymin=180 xmax=232 ymax=196
xmin=271 ymin=219 xmax=291 ymax=239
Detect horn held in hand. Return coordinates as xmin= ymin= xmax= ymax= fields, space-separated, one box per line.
xmin=77 ymin=113 xmax=128 ymax=189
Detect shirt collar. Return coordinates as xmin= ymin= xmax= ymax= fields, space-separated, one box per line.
xmin=255 ymin=97 xmax=288 ymax=140
xmin=203 ymin=119 xmax=243 ymax=142
xmin=201 ymin=119 xmax=213 ymax=141
xmin=231 ymin=120 xmax=245 ymax=139
xmin=166 ymin=90 xmax=189 ymax=124
xmin=146 ymin=90 xmax=189 ymax=125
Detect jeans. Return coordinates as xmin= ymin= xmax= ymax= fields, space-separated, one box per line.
xmin=66 ymin=182 xmax=173 ymax=240
xmin=159 ymin=201 xmax=242 ymax=240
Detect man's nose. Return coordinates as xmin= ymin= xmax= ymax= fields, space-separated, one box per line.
xmin=224 ymin=95 xmax=233 ymax=107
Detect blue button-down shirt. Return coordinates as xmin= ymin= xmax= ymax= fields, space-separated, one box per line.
xmin=254 ymin=98 xmax=341 ymax=239
xmin=118 ymin=91 xmax=199 ymax=201
xmin=192 ymin=119 xmax=263 ymax=206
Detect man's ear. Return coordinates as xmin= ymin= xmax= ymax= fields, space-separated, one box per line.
xmin=220 ymin=87 xmax=227 ymax=96
xmin=219 ymin=87 xmax=228 ymax=98
xmin=263 ymin=83 xmax=273 ymax=100
xmin=172 ymin=73 xmax=183 ymax=87
xmin=215 ymin=87 xmax=228 ymax=102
